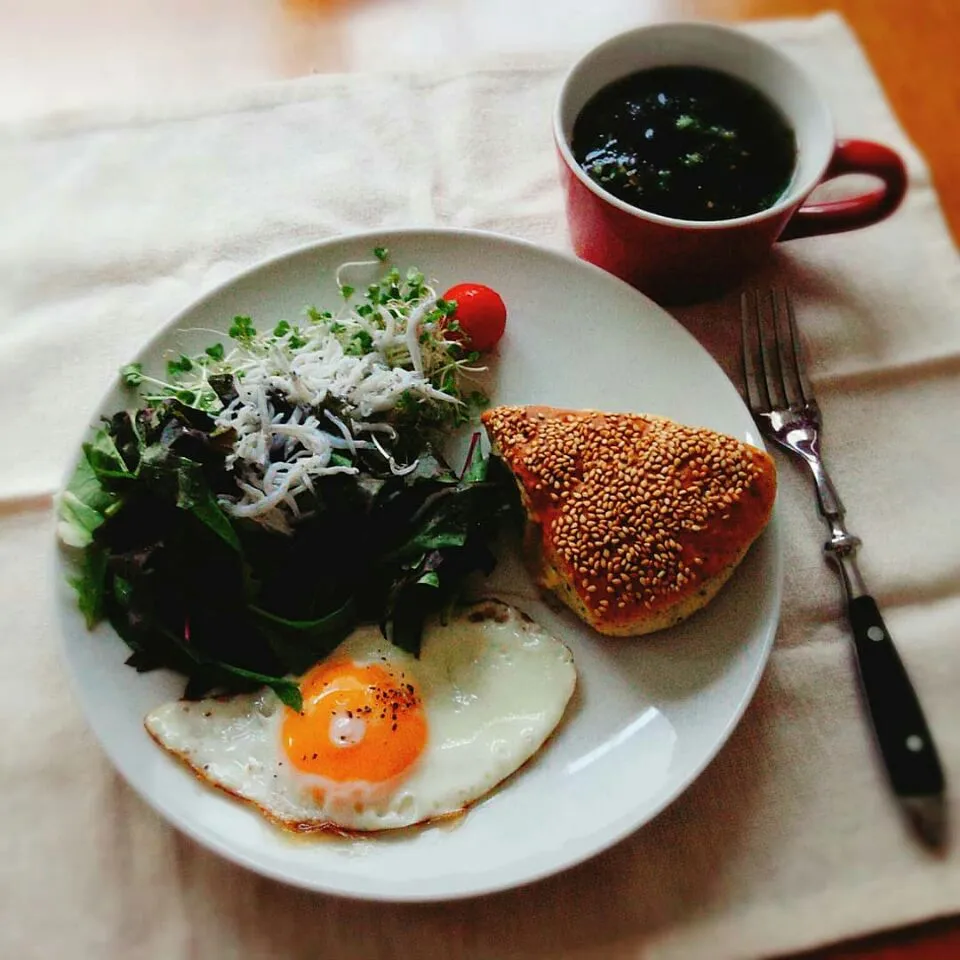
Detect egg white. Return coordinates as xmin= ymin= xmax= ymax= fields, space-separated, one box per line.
xmin=144 ymin=600 xmax=576 ymax=832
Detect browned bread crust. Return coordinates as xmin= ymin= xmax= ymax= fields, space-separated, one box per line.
xmin=481 ymin=406 xmax=777 ymax=637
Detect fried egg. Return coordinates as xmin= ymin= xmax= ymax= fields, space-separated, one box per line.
xmin=144 ymin=600 xmax=576 ymax=832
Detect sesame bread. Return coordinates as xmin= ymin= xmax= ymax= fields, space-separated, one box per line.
xmin=481 ymin=406 xmax=777 ymax=637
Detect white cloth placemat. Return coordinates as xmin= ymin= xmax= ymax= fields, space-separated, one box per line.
xmin=1 ymin=12 xmax=959 ymax=960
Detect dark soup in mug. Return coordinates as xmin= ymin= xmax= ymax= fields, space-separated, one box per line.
xmin=572 ymin=66 xmax=797 ymax=222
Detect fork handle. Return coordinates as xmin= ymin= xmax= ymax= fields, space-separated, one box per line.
xmin=849 ymin=595 xmax=944 ymax=797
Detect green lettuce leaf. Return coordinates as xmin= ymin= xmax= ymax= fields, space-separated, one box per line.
xmin=58 ymin=448 xmax=121 ymax=548
xmin=213 ymin=664 xmax=303 ymax=712
xmin=251 ymin=599 xmax=356 ymax=675
xmin=175 ymin=459 xmax=240 ymax=551
xmin=83 ymin=427 xmax=135 ymax=483
xmin=68 ymin=546 xmax=108 ymax=628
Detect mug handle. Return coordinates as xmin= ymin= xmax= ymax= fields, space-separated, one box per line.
xmin=779 ymin=139 xmax=907 ymax=241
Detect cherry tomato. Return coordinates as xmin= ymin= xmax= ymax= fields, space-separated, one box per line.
xmin=442 ymin=283 xmax=507 ymax=353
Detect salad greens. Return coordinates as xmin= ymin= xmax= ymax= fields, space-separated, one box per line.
xmin=59 ymin=252 xmax=516 ymax=710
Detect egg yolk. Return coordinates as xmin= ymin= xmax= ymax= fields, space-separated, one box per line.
xmin=281 ymin=659 xmax=427 ymax=784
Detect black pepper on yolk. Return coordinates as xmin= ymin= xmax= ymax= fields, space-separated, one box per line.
xmin=281 ymin=660 xmax=427 ymax=784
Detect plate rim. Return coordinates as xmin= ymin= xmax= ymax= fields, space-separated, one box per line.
xmin=53 ymin=226 xmax=783 ymax=902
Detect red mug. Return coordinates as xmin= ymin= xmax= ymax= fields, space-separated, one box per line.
xmin=554 ymin=22 xmax=907 ymax=305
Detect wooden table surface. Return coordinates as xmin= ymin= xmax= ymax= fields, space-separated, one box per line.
xmin=3 ymin=1 xmax=957 ymax=957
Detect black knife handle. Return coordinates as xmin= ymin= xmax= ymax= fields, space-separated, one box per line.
xmin=849 ymin=595 xmax=944 ymax=797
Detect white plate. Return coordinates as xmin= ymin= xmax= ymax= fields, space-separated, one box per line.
xmin=55 ymin=228 xmax=782 ymax=901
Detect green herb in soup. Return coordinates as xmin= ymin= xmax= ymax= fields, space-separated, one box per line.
xmin=572 ymin=66 xmax=797 ymax=222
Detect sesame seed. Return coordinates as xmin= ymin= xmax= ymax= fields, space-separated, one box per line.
xmin=483 ymin=406 xmax=768 ymax=618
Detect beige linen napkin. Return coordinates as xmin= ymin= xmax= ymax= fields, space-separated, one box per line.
xmin=2 ymin=12 xmax=959 ymax=960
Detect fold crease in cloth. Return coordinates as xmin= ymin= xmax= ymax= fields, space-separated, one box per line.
xmin=0 ymin=491 xmax=54 ymax=515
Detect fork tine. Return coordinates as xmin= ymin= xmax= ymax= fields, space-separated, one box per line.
xmin=784 ymin=289 xmax=815 ymax=404
xmin=740 ymin=291 xmax=767 ymax=413
xmin=772 ymin=288 xmax=804 ymax=408
xmin=758 ymin=290 xmax=787 ymax=410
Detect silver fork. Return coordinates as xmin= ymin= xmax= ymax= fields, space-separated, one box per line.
xmin=741 ymin=289 xmax=946 ymax=848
